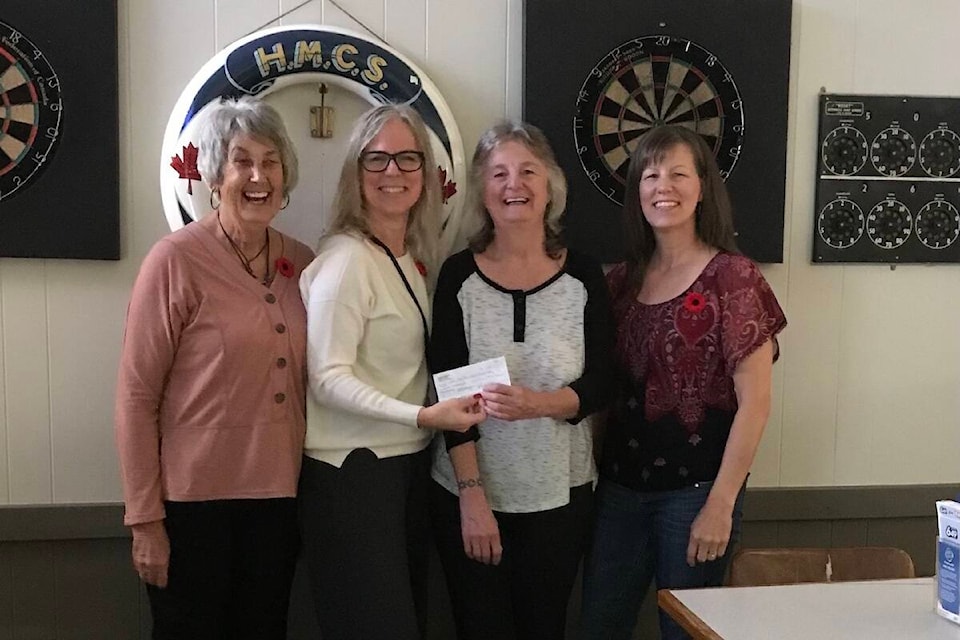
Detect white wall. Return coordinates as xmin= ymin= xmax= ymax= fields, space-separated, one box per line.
xmin=0 ymin=0 xmax=957 ymax=505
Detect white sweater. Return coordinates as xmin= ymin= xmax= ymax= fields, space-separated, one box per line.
xmin=300 ymin=233 xmax=432 ymax=467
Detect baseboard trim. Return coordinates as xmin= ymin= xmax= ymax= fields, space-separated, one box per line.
xmin=1 ymin=483 xmax=957 ymax=542
xmin=0 ymin=503 xmax=127 ymax=541
xmin=743 ymin=483 xmax=958 ymax=522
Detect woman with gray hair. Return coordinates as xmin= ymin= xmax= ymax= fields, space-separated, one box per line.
xmin=427 ymin=121 xmax=614 ymax=639
xmin=298 ymin=103 xmax=483 ymax=639
xmin=115 ymin=95 xmax=313 ymax=638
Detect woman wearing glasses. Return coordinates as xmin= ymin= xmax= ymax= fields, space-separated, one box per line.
xmin=298 ymin=104 xmax=484 ymax=640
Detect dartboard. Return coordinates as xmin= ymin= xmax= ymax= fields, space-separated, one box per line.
xmin=524 ymin=0 xmax=791 ymax=263
xmin=573 ymin=35 xmax=744 ymax=206
xmin=0 ymin=19 xmax=62 ymax=202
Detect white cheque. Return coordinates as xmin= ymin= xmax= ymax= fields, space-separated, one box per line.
xmin=433 ymin=356 xmax=511 ymax=402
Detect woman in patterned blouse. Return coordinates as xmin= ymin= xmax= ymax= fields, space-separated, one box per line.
xmin=580 ymin=125 xmax=787 ymax=640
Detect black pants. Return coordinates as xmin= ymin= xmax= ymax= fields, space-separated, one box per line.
xmin=298 ymin=448 xmax=431 ymax=640
xmin=430 ymin=480 xmax=594 ymax=640
xmin=146 ymin=497 xmax=299 ymax=640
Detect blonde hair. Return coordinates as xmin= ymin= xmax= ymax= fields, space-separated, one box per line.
xmin=326 ymin=104 xmax=442 ymax=275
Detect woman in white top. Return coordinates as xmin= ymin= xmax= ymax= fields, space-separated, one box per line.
xmin=298 ymin=104 xmax=483 ymax=640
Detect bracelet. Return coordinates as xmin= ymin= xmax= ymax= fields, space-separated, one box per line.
xmin=457 ymin=477 xmax=483 ymax=490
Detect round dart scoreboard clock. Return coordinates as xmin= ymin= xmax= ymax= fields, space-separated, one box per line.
xmin=0 ymin=19 xmax=62 ymax=202
xmin=573 ymin=35 xmax=744 ymax=207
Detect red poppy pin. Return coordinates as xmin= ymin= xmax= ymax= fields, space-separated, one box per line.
xmin=683 ymin=291 xmax=706 ymax=313
xmin=414 ymin=260 xmax=427 ymax=277
xmin=275 ymin=257 xmax=295 ymax=279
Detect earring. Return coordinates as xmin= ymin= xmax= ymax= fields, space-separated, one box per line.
xmin=209 ymin=188 xmax=221 ymax=210
xmin=281 ymin=193 xmax=290 ymax=210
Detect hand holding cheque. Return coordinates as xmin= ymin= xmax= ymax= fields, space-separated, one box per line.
xmin=431 ymin=356 xmax=518 ymax=419
xmin=416 ymin=358 xmax=508 ymax=431
xmin=433 ymin=356 xmax=573 ymax=422
xmin=433 ymin=356 xmax=510 ymax=401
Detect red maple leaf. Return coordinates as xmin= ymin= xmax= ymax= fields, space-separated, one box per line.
xmin=171 ymin=142 xmax=201 ymax=195
xmin=437 ymin=166 xmax=457 ymax=204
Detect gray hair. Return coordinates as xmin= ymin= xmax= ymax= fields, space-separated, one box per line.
xmin=195 ymin=95 xmax=299 ymax=195
xmin=326 ymin=104 xmax=442 ymax=274
xmin=466 ymin=120 xmax=568 ymax=258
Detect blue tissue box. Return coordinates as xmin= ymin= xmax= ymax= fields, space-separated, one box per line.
xmin=938 ymin=537 xmax=960 ymax=623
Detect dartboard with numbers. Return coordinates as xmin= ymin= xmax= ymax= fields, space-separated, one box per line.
xmin=524 ymin=0 xmax=792 ymax=263
xmin=573 ymin=35 xmax=744 ymax=207
xmin=0 ymin=0 xmax=118 ymax=260
xmin=0 ymin=19 xmax=62 ymax=202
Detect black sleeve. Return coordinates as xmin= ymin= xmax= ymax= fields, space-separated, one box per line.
xmin=427 ymin=250 xmax=481 ymax=450
xmin=565 ymin=251 xmax=616 ymax=424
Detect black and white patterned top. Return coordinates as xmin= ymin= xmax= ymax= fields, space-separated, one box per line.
xmin=429 ymin=248 xmax=614 ymax=513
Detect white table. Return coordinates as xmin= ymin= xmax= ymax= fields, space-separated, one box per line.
xmin=658 ymin=578 xmax=960 ymax=639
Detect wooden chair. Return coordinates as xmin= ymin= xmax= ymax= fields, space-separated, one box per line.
xmin=727 ymin=547 xmax=915 ymax=587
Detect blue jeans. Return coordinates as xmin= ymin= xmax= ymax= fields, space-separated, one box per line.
xmin=579 ymin=478 xmax=746 ymax=640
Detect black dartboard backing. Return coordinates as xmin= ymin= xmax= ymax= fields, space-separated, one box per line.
xmin=0 ymin=0 xmax=118 ymax=259
xmin=814 ymin=93 xmax=960 ymax=264
xmin=524 ymin=0 xmax=792 ymax=263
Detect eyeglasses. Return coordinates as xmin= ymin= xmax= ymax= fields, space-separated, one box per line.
xmin=360 ymin=150 xmax=425 ymax=173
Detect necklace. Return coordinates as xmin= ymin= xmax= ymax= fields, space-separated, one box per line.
xmin=217 ymin=212 xmax=271 ymax=285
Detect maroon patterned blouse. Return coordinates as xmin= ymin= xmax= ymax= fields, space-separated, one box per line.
xmin=601 ymin=252 xmax=787 ymax=491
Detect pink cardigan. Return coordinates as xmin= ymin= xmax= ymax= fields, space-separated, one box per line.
xmin=115 ymin=221 xmax=314 ymax=526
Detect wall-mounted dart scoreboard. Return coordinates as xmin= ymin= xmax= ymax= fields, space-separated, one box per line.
xmin=814 ymin=92 xmax=960 ymax=264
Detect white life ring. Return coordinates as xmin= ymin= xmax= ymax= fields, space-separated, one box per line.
xmin=160 ymin=24 xmax=466 ymax=251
